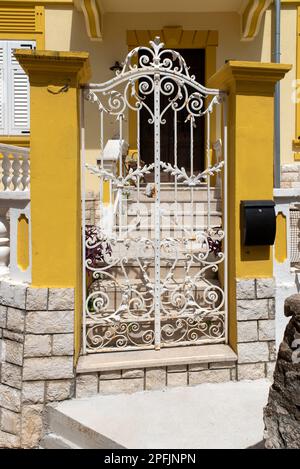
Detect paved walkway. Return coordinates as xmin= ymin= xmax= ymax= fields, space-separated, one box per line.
xmin=54 ymin=379 xmax=271 ymax=449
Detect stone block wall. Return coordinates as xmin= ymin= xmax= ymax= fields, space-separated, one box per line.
xmin=236 ymin=278 xmax=276 ymax=381
xmin=75 ymin=362 xmax=237 ymax=398
xmin=281 ymin=163 xmax=300 ymax=188
xmin=85 ymin=191 xmax=100 ymax=226
xmin=0 ymin=279 xmax=75 ymax=448
xmin=0 ymin=276 xmax=277 ymax=447
xmin=75 ymin=277 xmax=276 ymax=399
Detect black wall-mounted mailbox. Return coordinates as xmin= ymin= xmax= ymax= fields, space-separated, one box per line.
xmin=241 ymin=200 xmax=276 ymax=246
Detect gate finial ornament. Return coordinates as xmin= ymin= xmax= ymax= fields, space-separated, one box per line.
xmin=149 ymin=36 xmax=165 ymax=55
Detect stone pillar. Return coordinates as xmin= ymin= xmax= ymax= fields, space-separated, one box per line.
xmin=264 ymin=294 xmax=300 ymax=448
xmin=14 ymin=50 xmax=91 ymax=360
xmin=209 ymin=61 xmax=291 ymax=351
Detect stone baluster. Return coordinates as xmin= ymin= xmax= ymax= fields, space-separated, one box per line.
xmin=12 ymin=152 xmax=21 ymax=191
xmin=0 ymin=145 xmax=30 ymax=193
xmin=2 ymin=152 xmax=12 ymax=191
xmin=0 ymin=208 xmax=9 ymax=274
xmin=21 ymin=155 xmax=30 ymax=191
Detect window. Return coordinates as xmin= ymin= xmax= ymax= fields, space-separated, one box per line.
xmin=0 ymin=40 xmax=35 ymax=136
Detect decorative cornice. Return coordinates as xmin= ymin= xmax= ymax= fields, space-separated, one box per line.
xmin=76 ymin=0 xmax=102 ymax=41
xmin=241 ymin=0 xmax=272 ymax=41
xmin=208 ymin=61 xmax=292 ymax=91
xmin=14 ymin=50 xmax=91 ymax=84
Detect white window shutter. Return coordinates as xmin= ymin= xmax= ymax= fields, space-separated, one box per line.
xmin=8 ymin=41 xmax=35 ymax=135
xmin=0 ymin=41 xmax=7 ymax=135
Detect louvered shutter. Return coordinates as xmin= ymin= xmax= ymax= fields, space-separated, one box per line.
xmin=0 ymin=41 xmax=7 ymax=135
xmin=7 ymin=40 xmax=35 ymax=135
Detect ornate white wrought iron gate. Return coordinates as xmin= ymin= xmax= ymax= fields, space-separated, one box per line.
xmin=81 ymin=38 xmax=228 ymax=354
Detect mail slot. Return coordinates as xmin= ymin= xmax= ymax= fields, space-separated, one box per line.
xmin=241 ymin=200 xmax=276 ymax=246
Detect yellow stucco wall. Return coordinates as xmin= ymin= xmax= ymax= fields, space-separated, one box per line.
xmin=209 ymin=61 xmax=291 ymax=350
xmin=235 ymin=91 xmax=274 ymax=278
xmin=17 ymin=214 xmax=30 ymax=271
xmin=280 ymin=6 xmax=297 ymax=164
xmin=15 ymin=50 xmax=90 ymax=362
xmin=8 ymin=5 xmax=293 ymax=354
xmin=45 ymin=5 xmax=73 ymax=50
xmin=43 ymin=5 xmax=298 ymax=191
xmin=275 ymin=212 xmax=288 ymax=263
xmin=40 ymin=7 xmax=284 ymax=193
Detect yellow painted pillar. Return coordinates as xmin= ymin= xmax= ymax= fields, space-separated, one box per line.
xmin=209 ymin=61 xmax=291 ymax=350
xmin=17 ymin=214 xmax=30 ymax=272
xmin=14 ymin=50 xmax=91 ymax=359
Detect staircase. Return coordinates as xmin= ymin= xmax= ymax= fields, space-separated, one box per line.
xmin=123 ymin=183 xmax=222 ymax=233
xmin=113 ymin=183 xmax=222 ymax=280
xmin=40 ymin=380 xmax=270 ymax=449
xmin=86 ymin=182 xmax=225 ymax=352
xmin=40 ymin=405 xmax=122 ymax=449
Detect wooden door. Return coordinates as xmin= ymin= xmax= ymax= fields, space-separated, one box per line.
xmin=140 ymin=48 xmax=206 ymax=178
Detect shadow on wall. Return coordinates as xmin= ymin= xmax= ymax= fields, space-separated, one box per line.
xmin=241 ymin=246 xmax=271 ymax=263
xmin=70 ymin=9 xmax=133 ymax=151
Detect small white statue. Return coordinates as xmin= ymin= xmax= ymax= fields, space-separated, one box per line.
xmin=145 ymin=183 xmax=156 ymax=198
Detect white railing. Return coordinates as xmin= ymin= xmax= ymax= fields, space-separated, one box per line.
xmin=213 ymin=139 xmax=223 ymax=190
xmin=0 ymin=143 xmax=31 ymax=282
xmin=89 ymin=139 xmax=128 ymax=235
xmin=0 ymin=143 xmax=30 ymax=192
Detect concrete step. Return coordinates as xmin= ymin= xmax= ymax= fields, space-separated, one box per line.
xmin=126 ymin=201 xmax=222 ymax=214
xmin=89 ymin=277 xmax=221 ymax=293
xmin=103 ymin=240 xmax=223 ymax=263
xmin=41 ymin=405 xmax=123 ymax=449
xmin=112 ymin=226 xmax=222 ymax=239
xmin=87 ymin=278 xmax=222 ymax=313
xmin=78 ymin=344 xmax=235 ymax=373
xmin=101 ymin=264 xmax=218 ymax=281
xmin=40 ymin=433 xmax=80 ymax=449
xmin=128 ymin=186 xmax=221 ymax=203
xmin=41 ymin=379 xmax=270 ymax=449
xmin=123 ymin=214 xmax=222 ymax=227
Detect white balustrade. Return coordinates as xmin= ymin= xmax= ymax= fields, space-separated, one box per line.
xmin=0 ymin=209 xmax=10 ymax=275
xmin=0 ymin=143 xmax=31 ymax=281
xmin=96 ymin=139 xmax=129 ymax=173
xmin=92 ymin=139 xmax=129 ymax=234
xmin=0 ymin=143 xmax=30 ymax=192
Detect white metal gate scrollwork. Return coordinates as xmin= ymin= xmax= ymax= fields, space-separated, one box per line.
xmin=81 ymin=37 xmax=228 ymax=354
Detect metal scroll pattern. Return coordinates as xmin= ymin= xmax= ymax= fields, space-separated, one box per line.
xmin=83 ymin=37 xmax=227 ymax=353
